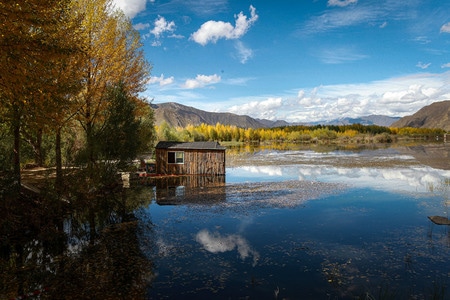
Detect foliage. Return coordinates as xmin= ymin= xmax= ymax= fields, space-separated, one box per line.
xmin=0 ymin=124 xmax=13 ymax=172
xmin=97 ymin=83 xmax=155 ymax=166
xmin=73 ymin=0 xmax=150 ymax=169
xmin=135 ymin=102 xmax=157 ymax=155
xmin=0 ymin=0 xmax=153 ymax=190
xmin=396 ymin=126 xmax=445 ymax=136
xmin=0 ymin=0 xmax=83 ymax=184
xmin=156 ymin=121 xmax=182 ymax=141
xmin=155 ymin=122 xmax=446 ymax=144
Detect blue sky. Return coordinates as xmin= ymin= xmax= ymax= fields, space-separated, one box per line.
xmin=113 ymin=0 xmax=450 ymax=123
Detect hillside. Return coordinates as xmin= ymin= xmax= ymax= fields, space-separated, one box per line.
xmin=152 ymin=102 xmax=400 ymax=129
xmin=151 ymin=102 xmax=266 ymax=128
xmin=391 ymin=100 xmax=450 ymax=131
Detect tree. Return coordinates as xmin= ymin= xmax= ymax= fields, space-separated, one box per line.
xmin=156 ymin=122 xmax=179 ymax=141
xmin=135 ymin=101 xmax=156 ymax=154
xmin=98 ymin=83 xmax=154 ymax=166
xmin=73 ymin=0 xmax=150 ymax=170
xmin=0 ymin=0 xmax=82 ymax=188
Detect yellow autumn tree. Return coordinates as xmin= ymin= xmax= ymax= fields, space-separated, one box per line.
xmin=22 ymin=1 xmax=85 ymax=181
xmin=73 ymin=0 xmax=151 ymax=168
xmin=0 ymin=0 xmax=81 ymax=187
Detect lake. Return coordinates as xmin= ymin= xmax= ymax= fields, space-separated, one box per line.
xmin=1 ymin=143 xmax=450 ymax=299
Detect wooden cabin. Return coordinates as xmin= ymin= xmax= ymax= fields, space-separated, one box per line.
xmin=155 ymin=141 xmax=226 ymax=175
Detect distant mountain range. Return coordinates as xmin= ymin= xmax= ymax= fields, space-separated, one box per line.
xmin=152 ymin=101 xmax=449 ymax=130
xmin=307 ymin=115 xmax=401 ymax=127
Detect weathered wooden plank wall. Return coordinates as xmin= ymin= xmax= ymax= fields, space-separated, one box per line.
xmin=155 ymin=149 xmax=225 ymax=175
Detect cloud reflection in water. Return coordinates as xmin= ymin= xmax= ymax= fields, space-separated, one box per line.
xmin=228 ymin=164 xmax=450 ymax=194
xmin=195 ymin=229 xmax=259 ymax=266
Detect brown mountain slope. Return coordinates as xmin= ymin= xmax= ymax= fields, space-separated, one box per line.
xmin=152 ymin=102 xmax=401 ymax=129
xmin=151 ymin=102 xmax=267 ymax=128
xmin=391 ymin=100 xmax=450 ymax=131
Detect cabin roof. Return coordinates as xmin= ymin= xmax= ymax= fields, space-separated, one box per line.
xmin=155 ymin=141 xmax=226 ymax=151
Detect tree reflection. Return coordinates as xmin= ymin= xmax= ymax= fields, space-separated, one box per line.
xmin=52 ymin=219 xmax=153 ymax=299
xmin=0 ymin=166 xmax=154 ymax=299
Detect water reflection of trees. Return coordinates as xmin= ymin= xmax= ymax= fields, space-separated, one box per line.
xmin=53 ymin=219 xmax=153 ymax=299
xmin=0 ymin=169 xmax=154 ymax=299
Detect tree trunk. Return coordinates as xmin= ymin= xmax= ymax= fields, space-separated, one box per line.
xmin=21 ymin=128 xmax=44 ymax=167
xmin=12 ymin=108 xmax=21 ymax=189
xmin=34 ymin=128 xmax=43 ymax=167
xmin=86 ymin=121 xmax=96 ymax=174
xmin=55 ymin=127 xmax=63 ymax=194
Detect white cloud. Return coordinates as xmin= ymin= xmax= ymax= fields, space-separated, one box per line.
xmin=190 ymin=5 xmax=258 ymax=45
xmin=381 ymin=84 xmax=430 ymax=103
xmin=225 ymin=77 xmax=255 ymax=86
xmin=301 ymin=6 xmax=377 ymax=34
xmin=145 ymin=15 xmax=178 ymax=46
xmin=297 ymin=88 xmax=322 ymax=107
xmin=379 ymin=21 xmax=388 ymax=28
xmin=316 ymin=46 xmax=368 ymax=64
xmin=145 ymin=71 xmax=450 ymax=124
xmin=195 ymin=229 xmax=259 ymax=266
xmin=413 ymin=36 xmax=431 ymax=44
xmin=442 ymin=63 xmax=450 ymax=68
xmin=186 ymin=0 xmax=228 ymax=17
xmin=440 ymin=22 xmax=450 ymax=33
xmin=228 ymin=97 xmax=282 ymax=120
xmin=169 ymin=33 xmax=184 ymax=39
xmin=293 ymin=73 xmax=450 ymax=121
xmin=148 ymin=74 xmax=174 ymax=86
xmin=416 ymin=62 xmax=431 ymax=69
xmin=327 ymin=0 xmax=358 ymax=7
xmin=219 ymin=72 xmax=450 ymax=123
xmin=234 ymin=41 xmax=253 ymax=64
xmin=133 ymin=22 xmax=150 ymax=31
xmin=151 ymin=40 xmax=161 ymax=47
xmin=112 ymin=0 xmax=149 ymax=18
xmin=182 ymin=74 xmax=221 ymax=89
xmin=300 ymin=1 xmax=420 ymax=35
xmin=151 ymin=16 xmax=176 ymax=39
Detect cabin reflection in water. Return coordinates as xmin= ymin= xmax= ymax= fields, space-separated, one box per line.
xmin=142 ymin=175 xmax=226 ymax=205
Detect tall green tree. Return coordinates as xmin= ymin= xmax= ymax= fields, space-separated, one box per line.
xmin=98 ymin=83 xmax=155 ymax=166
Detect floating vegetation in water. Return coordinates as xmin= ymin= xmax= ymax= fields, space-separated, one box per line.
xmin=228 ymin=180 xmax=346 ymax=205
xmin=180 ymin=180 xmax=348 ymax=211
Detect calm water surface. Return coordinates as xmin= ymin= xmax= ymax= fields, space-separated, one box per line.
xmin=143 ymin=145 xmax=450 ymax=299
xmin=1 ymin=144 xmax=450 ymax=299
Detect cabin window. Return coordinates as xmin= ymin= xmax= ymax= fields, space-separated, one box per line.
xmin=168 ymin=151 xmax=184 ymax=164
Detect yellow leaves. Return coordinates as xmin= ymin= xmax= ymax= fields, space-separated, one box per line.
xmin=1 ymin=0 xmax=150 ymax=158
xmin=74 ymin=0 xmax=149 ymax=118
xmin=337 ymin=129 xmax=358 ymax=138
xmin=158 ymin=122 xmax=446 ymax=145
